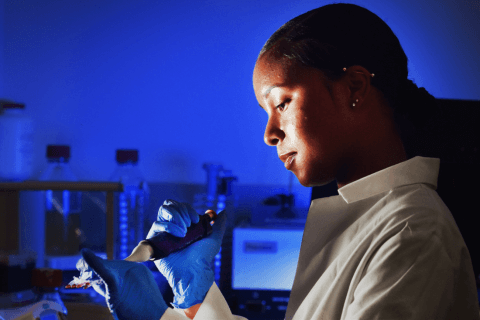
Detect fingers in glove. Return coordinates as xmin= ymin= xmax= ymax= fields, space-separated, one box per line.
xmin=158 ymin=201 xmax=192 ymax=231
xmin=81 ymin=248 xmax=118 ymax=294
xmin=81 ymin=249 xmax=141 ymax=294
xmin=81 ymin=249 xmax=168 ymax=319
xmin=183 ymin=202 xmax=200 ymax=225
xmin=162 ymin=199 xmax=177 ymax=206
xmin=158 ymin=199 xmax=179 ymax=221
xmin=176 ymin=202 xmax=193 ymax=229
xmin=147 ymin=220 xmax=186 ymax=238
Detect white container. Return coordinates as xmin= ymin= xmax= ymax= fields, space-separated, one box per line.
xmin=0 ymin=102 xmax=34 ymax=181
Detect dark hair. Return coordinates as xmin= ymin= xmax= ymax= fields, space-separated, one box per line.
xmin=259 ymin=3 xmax=436 ymax=152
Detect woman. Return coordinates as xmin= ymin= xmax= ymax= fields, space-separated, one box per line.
xmin=80 ymin=3 xmax=480 ymax=319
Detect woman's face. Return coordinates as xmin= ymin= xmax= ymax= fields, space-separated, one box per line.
xmin=253 ymin=54 xmax=357 ymax=187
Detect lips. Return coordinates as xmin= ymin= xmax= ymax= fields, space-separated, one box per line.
xmin=279 ymin=152 xmax=297 ymax=170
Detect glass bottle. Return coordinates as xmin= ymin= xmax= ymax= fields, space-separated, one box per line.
xmin=39 ymin=145 xmax=82 ymax=256
xmin=109 ymin=149 xmax=150 ymax=260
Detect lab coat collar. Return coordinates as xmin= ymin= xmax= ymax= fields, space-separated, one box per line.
xmin=337 ymin=156 xmax=440 ymax=204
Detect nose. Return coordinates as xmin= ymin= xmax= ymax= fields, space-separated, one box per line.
xmin=264 ymin=115 xmax=284 ymax=146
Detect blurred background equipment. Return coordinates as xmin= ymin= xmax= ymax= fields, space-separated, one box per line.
xmin=194 ymin=163 xmax=237 ymax=285
xmin=0 ymin=266 xmax=114 ymax=320
xmin=193 ymin=163 xmax=237 ymax=214
xmin=0 ymin=268 xmax=68 ymax=319
xmin=0 ymin=180 xmax=123 ymax=319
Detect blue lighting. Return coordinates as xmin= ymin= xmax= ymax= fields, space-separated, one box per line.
xmin=118 ymin=188 xmax=130 ymax=258
xmin=3 ymin=1 xmax=476 ymax=189
xmin=214 ymin=250 xmax=222 ymax=283
xmin=41 ymin=314 xmax=59 ymax=320
xmin=45 ymin=190 xmax=53 ymax=211
xmin=62 ymin=190 xmax=70 ymax=215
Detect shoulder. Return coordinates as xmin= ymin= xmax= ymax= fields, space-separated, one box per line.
xmin=382 ymin=184 xmax=455 ymax=229
xmin=375 ymin=183 xmax=466 ymax=262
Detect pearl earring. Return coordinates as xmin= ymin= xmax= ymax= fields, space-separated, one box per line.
xmin=343 ymin=67 xmax=375 ymax=78
xmin=353 ymin=99 xmax=359 ymax=107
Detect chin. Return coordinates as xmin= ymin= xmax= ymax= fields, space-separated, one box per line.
xmin=294 ymin=171 xmax=315 ymax=187
xmin=295 ymin=169 xmax=336 ymax=188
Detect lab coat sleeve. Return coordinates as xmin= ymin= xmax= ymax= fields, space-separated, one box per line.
xmin=159 ymin=282 xmax=247 ymax=320
xmin=343 ymin=222 xmax=475 ymax=320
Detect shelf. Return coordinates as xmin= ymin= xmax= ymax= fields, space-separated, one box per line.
xmin=0 ymin=181 xmax=123 ymax=192
xmin=0 ymin=181 xmax=124 ymax=261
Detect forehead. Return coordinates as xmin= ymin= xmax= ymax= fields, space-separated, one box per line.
xmin=253 ymin=53 xmax=330 ymax=98
xmin=253 ymin=53 xmax=299 ymax=87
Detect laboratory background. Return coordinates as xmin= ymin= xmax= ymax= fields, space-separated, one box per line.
xmin=0 ymin=0 xmax=479 ymax=319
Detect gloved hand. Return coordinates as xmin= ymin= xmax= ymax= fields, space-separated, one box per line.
xmin=79 ymin=248 xmax=168 ymax=320
xmin=146 ymin=199 xmax=227 ymax=309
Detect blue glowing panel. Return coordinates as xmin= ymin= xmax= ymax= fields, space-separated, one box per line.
xmin=233 ymin=228 xmax=303 ymax=291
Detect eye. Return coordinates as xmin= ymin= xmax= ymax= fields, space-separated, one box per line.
xmin=275 ymin=99 xmax=290 ymax=111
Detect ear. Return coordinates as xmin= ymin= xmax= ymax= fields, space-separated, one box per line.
xmin=343 ymin=65 xmax=373 ymax=108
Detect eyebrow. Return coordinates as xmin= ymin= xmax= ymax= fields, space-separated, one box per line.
xmin=260 ymin=84 xmax=286 ymax=108
xmin=263 ymin=85 xmax=277 ymax=98
xmin=264 ymin=84 xmax=286 ymax=99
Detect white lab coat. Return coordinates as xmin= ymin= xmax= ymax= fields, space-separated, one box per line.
xmin=160 ymin=156 xmax=480 ymax=320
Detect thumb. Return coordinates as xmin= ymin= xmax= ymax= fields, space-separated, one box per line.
xmin=81 ymin=248 xmax=116 ymax=292
xmin=91 ymin=280 xmax=107 ymax=298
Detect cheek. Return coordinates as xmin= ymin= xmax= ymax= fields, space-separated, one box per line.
xmin=284 ymin=121 xmax=299 ymax=145
xmin=298 ymin=118 xmax=322 ymax=150
xmin=301 ymin=131 xmax=321 ymax=156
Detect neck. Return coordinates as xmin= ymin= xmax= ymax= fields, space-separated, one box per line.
xmin=336 ymin=125 xmax=408 ymax=189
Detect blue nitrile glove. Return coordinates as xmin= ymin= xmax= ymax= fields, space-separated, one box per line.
xmin=79 ymin=248 xmax=168 ymax=320
xmin=146 ymin=199 xmax=228 ymax=309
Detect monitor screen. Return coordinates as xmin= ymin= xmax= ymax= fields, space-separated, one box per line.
xmin=232 ymin=228 xmax=304 ymax=291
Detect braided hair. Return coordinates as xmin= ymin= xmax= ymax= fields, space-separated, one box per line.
xmin=258 ymin=3 xmax=436 ymax=151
